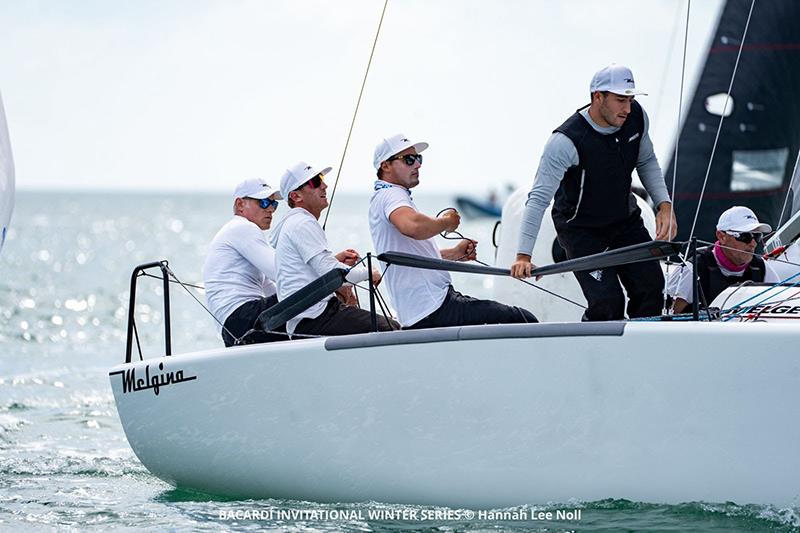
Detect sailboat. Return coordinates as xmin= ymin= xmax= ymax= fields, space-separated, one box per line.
xmin=0 ymin=90 xmax=14 ymax=255
xmin=110 ymin=0 xmax=800 ymax=509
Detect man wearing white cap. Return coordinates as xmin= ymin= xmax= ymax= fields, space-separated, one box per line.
xmin=668 ymin=206 xmax=779 ymax=312
xmin=203 ymin=178 xmax=285 ymax=346
xmin=370 ymin=133 xmax=538 ymax=329
xmin=511 ymin=64 xmax=678 ymax=321
xmin=269 ymin=161 xmax=396 ymax=337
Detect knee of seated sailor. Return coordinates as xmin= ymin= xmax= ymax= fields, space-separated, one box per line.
xmin=583 ymin=297 xmax=625 ymax=321
xmin=516 ymin=307 xmax=539 ymax=323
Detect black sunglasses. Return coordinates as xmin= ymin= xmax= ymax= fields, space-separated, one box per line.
xmin=727 ymin=231 xmax=763 ymax=244
xmin=389 ymin=153 xmax=423 ymax=166
xmin=247 ymin=197 xmax=279 ymax=210
xmin=294 ymin=174 xmax=324 ymax=191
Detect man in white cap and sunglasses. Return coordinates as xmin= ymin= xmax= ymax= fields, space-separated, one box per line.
xmin=203 ymin=178 xmax=285 ymax=346
xmin=667 ymin=206 xmax=779 ymax=312
xmin=370 ymin=133 xmax=538 ymax=329
xmin=269 ymin=161 xmax=397 ymax=337
xmin=511 ymin=64 xmax=678 ymax=321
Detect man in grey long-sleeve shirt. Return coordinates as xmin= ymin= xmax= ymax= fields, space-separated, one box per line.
xmin=511 ymin=64 xmax=677 ymax=321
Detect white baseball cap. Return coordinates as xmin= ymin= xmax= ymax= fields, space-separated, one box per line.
xmin=373 ymin=133 xmax=429 ymax=170
xmin=279 ymin=161 xmax=332 ymax=201
xmin=716 ymin=206 xmax=772 ymax=233
xmin=233 ymin=178 xmax=282 ymax=200
xmin=590 ymin=64 xmax=647 ymax=96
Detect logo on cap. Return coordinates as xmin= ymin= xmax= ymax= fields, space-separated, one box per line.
xmin=304 ymin=166 xmax=311 ymax=171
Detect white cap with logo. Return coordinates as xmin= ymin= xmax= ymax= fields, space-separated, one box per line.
xmin=590 ymin=64 xmax=647 ymax=96
xmin=373 ymin=133 xmax=429 ymax=170
xmin=233 ymin=178 xmax=282 ymax=200
xmin=279 ymin=161 xmax=332 ymax=201
xmin=716 ymin=206 xmax=772 ymax=233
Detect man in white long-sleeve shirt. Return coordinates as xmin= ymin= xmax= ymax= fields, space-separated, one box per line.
xmin=511 ymin=64 xmax=678 ymax=321
xmin=270 ymin=161 xmax=397 ymax=337
xmin=203 ymin=178 xmax=284 ymax=346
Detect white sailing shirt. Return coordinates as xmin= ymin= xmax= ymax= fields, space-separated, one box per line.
xmin=203 ymin=216 xmax=277 ymax=330
xmin=269 ymin=208 xmax=369 ymax=335
xmin=369 ymin=180 xmax=451 ymax=327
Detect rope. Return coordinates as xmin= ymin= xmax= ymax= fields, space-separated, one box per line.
xmin=434 ymin=208 xmax=587 ymax=310
xmin=322 ymin=0 xmax=390 ymax=230
xmin=663 ymin=0 xmax=692 ymax=314
xmin=687 ymin=0 xmax=756 ymax=241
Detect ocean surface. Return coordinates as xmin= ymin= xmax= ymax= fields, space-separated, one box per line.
xmin=0 ymin=190 xmax=798 ymax=532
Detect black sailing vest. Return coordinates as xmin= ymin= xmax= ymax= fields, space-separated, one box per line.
xmin=696 ymin=247 xmax=766 ymax=305
xmin=552 ymin=100 xmax=645 ymax=228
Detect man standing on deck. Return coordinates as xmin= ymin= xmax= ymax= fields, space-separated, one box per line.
xmin=269 ymin=161 xmax=397 ymax=337
xmin=370 ymin=133 xmax=537 ymax=329
xmin=203 ymin=178 xmax=285 ymax=346
xmin=511 ymin=64 xmax=678 ymax=321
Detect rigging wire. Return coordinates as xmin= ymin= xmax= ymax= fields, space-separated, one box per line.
xmin=322 ymin=0 xmax=391 ymax=231
xmin=687 ymin=0 xmax=757 ymax=241
xmin=662 ymin=0 xmax=692 ymax=314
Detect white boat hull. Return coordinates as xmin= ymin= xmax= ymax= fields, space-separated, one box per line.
xmin=110 ymin=321 xmax=800 ymax=508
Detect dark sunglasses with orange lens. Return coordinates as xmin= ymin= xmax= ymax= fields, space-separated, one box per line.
xmin=389 ymin=153 xmax=423 ymax=166
xmin=295 ymin=173 xmax=324 ymax=191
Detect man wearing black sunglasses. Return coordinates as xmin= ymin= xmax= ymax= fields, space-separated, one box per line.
xmin=511 ymin=64 xmax=677 ymax=322
xmin=203 ymin=178 xmax=285 ymax=347
xmin=667 ymin=206 xmax=779 ymax=312
xmin=270 ymin=161 xmax=397 ymax=337
xmin=370 ymin=134 xmax=537 ymax=329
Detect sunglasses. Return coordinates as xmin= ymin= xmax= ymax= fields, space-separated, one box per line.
xmin=726 ymin=231 xmax=763 ymax=244
xmin=389 ymin=153 xmax=423 ymax=166
xmin=295 ymin=173 xmax=324 ymax=191
xmin=247 ymin=197 xmax=279 ymax=210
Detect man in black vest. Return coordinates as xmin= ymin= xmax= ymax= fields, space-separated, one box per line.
xmin=511 ymin=64 xmax=677 ymax=321
xmin=668 ymin=206 xmax=777 ymax=312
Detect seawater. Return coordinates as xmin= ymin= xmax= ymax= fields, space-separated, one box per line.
xmin=0 ymin=191 xmax=798 ymax=532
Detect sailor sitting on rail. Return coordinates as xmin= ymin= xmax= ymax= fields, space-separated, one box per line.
xmin=667 ymin=206 xmax=780 ymax=312
xmin=270 ymin=161 xmax=398 ymax=337
xmin=203 ymin=178 xmax=286 ymax=346
xmin=369 ymin=134 xmax=537 ymax=329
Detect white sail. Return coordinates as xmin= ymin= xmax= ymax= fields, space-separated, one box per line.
xmin=0 ymin=90 xmax=15 ymax=255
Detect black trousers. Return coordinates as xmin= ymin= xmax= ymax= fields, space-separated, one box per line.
xmin=294 ymin=298 xmax=400 ymax=337
xmin=555 ymin=215 xmax=664 ymax=321
xmin=406 ymin=285 xmax=538 ymax=329
xmin=222 ymin=295 xmax=286 ymax=347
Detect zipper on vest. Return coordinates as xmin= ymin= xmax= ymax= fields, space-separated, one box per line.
xmin=565 ymin=169 xmax=586 ymax=224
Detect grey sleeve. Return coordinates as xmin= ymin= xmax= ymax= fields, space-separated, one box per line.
xmin=637 ymin=110 xmax=671 ymax=207
xmin=517 ymin=133 xmax=579 ymax=256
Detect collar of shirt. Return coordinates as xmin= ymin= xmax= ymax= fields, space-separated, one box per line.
xmin=374 ymin=179 xmax=412 ymax=200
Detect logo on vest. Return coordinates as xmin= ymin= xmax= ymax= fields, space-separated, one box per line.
xmin=628 ymin=133 xmax=640 ymax=142
xmin=589 ymin=269 xmax=603 ymax=282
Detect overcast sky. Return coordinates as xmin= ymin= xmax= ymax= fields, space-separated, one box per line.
xmin=0 ymin=0 xmax=723 ymax=194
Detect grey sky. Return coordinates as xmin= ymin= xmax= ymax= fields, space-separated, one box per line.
xmin=0 ymin=0 xmax=723 ymax=193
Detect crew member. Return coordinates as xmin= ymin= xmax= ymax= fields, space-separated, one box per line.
xmin=270 ymin=161 xmax=398 ymax=337
xmin=511 ymin=64 xmax=677 ymax=321
xmin=370 ymin=133 xmax=537 ymax=329
xmin=203 ymin=178 xmax=285 ymax=346
xmin=668 ymin=206 xmax=779 ymax=311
